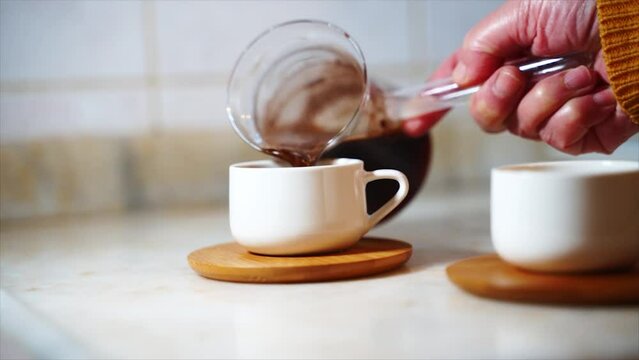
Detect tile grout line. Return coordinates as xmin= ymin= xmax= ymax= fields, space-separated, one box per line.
xmin=142 ymin=1 xmax=162 ymax=134
xmin=0 ymin=65 xmax=431 ymax=94
xmin=0 ymin=75 xmax=229 ymax=93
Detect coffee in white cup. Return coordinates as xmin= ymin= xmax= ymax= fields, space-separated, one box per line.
xmin=491 ymin=160 xmax=639 ymax=272
xmin=229 ymin=158 xmax=408 ymax=255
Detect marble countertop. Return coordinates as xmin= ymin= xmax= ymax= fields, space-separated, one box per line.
xmin=1 ymin=188 xmax=638 ymax=359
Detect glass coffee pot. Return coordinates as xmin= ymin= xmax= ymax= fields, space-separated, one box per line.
xmin=226 ymin=20 xmax=591 ymax=219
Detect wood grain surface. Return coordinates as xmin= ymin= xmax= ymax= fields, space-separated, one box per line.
xmin=446 ymin=254 xmax=639 ymax=305
xmin=188 ymin=237 xmax=412 ymax=283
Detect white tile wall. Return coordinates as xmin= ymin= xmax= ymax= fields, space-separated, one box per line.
xmin=0 ymin=0 xmax=146 ymax=81
xmin=154 ymin=1 xmax=412 ymax=76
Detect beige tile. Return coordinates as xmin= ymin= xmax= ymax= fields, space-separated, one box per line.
xmin=40 ymin=138 xmax=125 ymax=214
xmin=429 ymin=110 xmax=534 ymax=188
xmin=427 ymin=109 xmax=481 ymax=188
xmin=0 ymin=138 xmax=125 ymax=220
xmin=1 ymin=131 xmax=268 ymax=220
xmin=126 ymin=130 xmax=266 ymax=208
xmin=0 ymin=143 xmax=38 ymax=219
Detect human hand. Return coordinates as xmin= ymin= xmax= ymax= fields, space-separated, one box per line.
xmin=407 ymin=0 xmax=638 ymax=154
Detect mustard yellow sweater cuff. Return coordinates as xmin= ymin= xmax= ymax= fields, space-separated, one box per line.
xmin=597 ymin=0 xmax=639 ymax=125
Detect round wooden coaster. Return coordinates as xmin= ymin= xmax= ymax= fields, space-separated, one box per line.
xmin=446 ymin=254 xmax=639 ymax=305
xmin=188 ymin=237 xmax=412 ymax=283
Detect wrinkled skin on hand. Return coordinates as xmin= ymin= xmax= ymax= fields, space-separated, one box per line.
xmin=405 ymin=0 xmax=638 ymax=155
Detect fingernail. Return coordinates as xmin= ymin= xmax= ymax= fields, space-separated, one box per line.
xmin=475 ymin=99 xmax=506 ymax=132
xmin=452 ymin=63 xmax=467 ymax=84
xmin=564 ymin=66 xmax=593 ymax=90
xmin=492 ymin=70 xmax=523 ymax=99
xmin=593 ymin=88 xmax=617 ymax=107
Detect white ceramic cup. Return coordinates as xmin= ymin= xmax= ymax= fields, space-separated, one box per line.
xmin=229 ymin=158 xmax=409 ymax=255
xmin=491 ymin=160 xmax=639 ymax=272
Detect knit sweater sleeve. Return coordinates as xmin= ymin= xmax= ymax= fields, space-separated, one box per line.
xmin=596 ymin=0 xmax=639 ymax=125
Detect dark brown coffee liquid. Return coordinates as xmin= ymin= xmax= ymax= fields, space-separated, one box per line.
xmin=261 ymin=148 xmax=319 ymax=168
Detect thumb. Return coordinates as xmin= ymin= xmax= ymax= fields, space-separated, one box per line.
xmin=453 ymin=1 xmax=534 ymax=86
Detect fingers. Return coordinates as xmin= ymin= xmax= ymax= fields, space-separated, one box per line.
xmin=510 ymin=66 xmax=598 ymax=139
xmin=452 ymin=1 xmax=531 ymax=86
xmin=582 ymin=108 xmax=639 ymax=154
xmin=537 ymin=88 xmax=639 ymax=155
xmin=539 ymin=95 xmax=614 ymax=155
xmin=469 ymin=65 xmax=527 ymax=133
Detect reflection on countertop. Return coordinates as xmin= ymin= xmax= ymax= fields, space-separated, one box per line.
xmin=1 ymin=187 xmax=638 ymax=359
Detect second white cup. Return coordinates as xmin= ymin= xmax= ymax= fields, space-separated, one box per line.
xmin=491 ymin=160 xmax=639 ymax=273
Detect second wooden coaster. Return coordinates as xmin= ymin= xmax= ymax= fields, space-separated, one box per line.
xmin=446 ymin=254 xmax=639 ymax=305
xmin=188 ymin=237 xmax=412 ymax=283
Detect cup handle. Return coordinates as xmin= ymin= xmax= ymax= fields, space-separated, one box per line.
xmin=363 ymin=169 xmax=409 ymax=229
